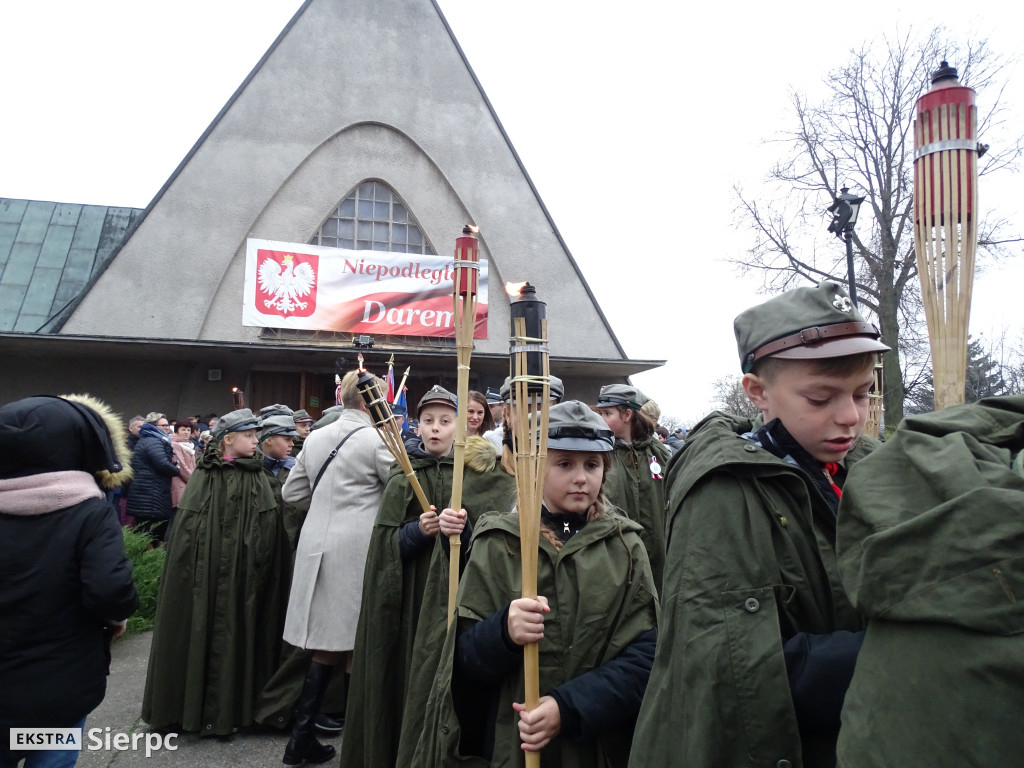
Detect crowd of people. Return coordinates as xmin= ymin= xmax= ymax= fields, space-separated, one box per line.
xmin=2 ymin=279 xmax=1022 ymax=768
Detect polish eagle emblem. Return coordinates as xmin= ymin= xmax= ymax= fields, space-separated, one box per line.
xmin=258 ymin=253 xmax=316 ymax=314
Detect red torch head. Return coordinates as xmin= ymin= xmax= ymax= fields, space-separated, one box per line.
xmin=454 ymin=225 xmax=480 ymax=297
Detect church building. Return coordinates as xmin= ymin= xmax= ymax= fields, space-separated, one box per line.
xmin=0 ymin=0 xmax=661 ymax=418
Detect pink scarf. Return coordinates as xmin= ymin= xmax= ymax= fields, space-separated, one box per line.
xmin=0 ymin=471 xmax=103 ymax=515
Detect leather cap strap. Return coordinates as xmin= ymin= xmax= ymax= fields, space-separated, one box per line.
xmin=752 ymin=321 xmax=880 ymax=362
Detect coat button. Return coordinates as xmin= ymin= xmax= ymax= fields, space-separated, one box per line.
xmin=744 ymin=444 xmax=757 ymax=452
xmin=440 ymin=724 xmax=450 ymax=735
xmin=744 ymin=598 xmax=760 ymax=613
xmin=777 ymin=761 xmax=793 ymax=768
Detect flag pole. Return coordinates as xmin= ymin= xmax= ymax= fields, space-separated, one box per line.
xmin=394 ymin=367 xmax=411 ymax=405
xmin=508 ymin=282 xmax=549 ymax=768
xmin=446 ymin=225 xmax=480 ymax=623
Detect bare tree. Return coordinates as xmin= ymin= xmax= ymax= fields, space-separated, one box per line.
xmin=711 ymin=375 xmax=761 ymax=419
xmin=733 ymin=27 xmax=1023 ymax=427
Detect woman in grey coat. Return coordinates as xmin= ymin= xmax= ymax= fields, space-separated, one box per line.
xmin=279 ymin=371 xmax=394 ymax=765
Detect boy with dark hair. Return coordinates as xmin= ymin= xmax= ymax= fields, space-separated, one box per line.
xmin=630 ymin=280 xmax=889 ymax=768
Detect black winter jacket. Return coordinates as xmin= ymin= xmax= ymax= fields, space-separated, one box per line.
xmin=0 ymin=497 xmax=138 ymax=729
xmin=126 ymin=423 xmax=178 ymax=520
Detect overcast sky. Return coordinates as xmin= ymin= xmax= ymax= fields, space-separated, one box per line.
xmin=2 ymin=1 xmax=1022 ymax=423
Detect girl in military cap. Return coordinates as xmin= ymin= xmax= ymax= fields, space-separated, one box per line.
xmin=594 ymin=383 xmax=673 ymax=589
xmin=340 ymin=386 xmax=516 ymax=768
xmin=142 ymin=408 xmax=293 ymax=738
xmin=414 ymin=400 xmax=658 ymax=767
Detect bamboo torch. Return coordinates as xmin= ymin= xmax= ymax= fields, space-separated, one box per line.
xmin=447 ymin=225 xmax=481 ymax=623
xmin=356 ymin=367 xmax=433 ymax=520
xmin=913 ymin=60 xmax=982 ymax=410
xmin=507 ymin=281 xmax=550 ymax=768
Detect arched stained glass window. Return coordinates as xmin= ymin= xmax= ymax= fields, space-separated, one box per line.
xmin=309 ymin=181 xmax=436 ymax=255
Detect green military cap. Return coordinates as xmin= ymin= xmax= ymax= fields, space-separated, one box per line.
xmin=499 ymin=374 xmax=565 ymax=403
xmin=259 ymin=403 xmax=294 ymax=419
xmin=417 ymin=385 xmax=458 ymax=416
xmin=735 ymin=280 xmax=890 ymax=374
xmin=595 ymin=383 xmax=645 ymax=410
xmin=213 ymin=408 xmax=259 ymax=437
xmin=292 ymin=409 xmax=314 ymax=424
xmin=545 ymin=400 xmax=614 ymax=452
xmin=311 ymin=405 xmax=345 ymax=431
xmin=259 ymin=414 xmax=299 ymax=442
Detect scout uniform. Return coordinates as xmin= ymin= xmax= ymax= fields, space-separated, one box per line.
xmin=142 ymin=409 xmax=292 ymax=736
xmin=836 ymin=395 xmax=1024 ymax=767
xmin=414 ymin=401 xmax=659 ymax=768
xmin=630 ymin=281 xmax=889 ymax=768
xmin=596 ymin=383 xmax=673 ymax=589
xmin=341 ymin=387 xmax=516 ymax=768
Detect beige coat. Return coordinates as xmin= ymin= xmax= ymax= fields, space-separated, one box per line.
xmin=281 ymin=408 xmax=394 ymax=651
xmin=169 ymin=437 xmax=196 ymax=507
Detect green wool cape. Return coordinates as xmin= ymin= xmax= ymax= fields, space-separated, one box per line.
xmin=602 ymin=435 xmax=672 ymax=589
xmin=141 ymin=447 xmax=293 ymax=735
xmin=836 ymin=395 xmax=1024 ymax=768
xmin=341 ymin=436 xmax=516 ymax=768
xmin=413 ymin=510 xmax=659 ymax=768
xmin=629 ymin=411 xmax=875 ymax=768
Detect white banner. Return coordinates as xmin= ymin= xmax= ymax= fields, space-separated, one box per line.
xmin=242 ymin=239 xmax=488 ymax=338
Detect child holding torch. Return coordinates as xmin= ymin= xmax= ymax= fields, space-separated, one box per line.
xmin=414 ymin=401 xmax=658 ymax=766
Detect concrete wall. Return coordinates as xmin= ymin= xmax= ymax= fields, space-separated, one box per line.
xmin=63 ymin=0 xmax=622 ymax=361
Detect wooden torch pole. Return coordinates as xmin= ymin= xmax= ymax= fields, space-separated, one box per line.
xmin=508 ymin=282 xmax=550 ymax=768
xmin=447 ymin=225 xmax=480 ymax=623
xmin=356 ymin=368 xmax=432 ymax=516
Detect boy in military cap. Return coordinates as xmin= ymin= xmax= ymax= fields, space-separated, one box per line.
xmin=341 ymin=385 xmax=516 ymax=768
xmin=291 ymin=409 xmax=314 ymax=457
xmin=630 ymin=280 xmax=888 ymax=768
xmin=595 ymin=383 xmax=673 ymax=588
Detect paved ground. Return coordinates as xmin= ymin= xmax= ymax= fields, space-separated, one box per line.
xmin=74 ymin=631 xmax=340 ymax=768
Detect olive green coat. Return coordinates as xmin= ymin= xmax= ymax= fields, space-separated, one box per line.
xmin=141 ymin=448 xmax=292 ymax=735
xmin=836 ymin=396 xmax=1024 ymax=768
xmin=603 ymin=436 xmax=672 ymax=589
xmin=629 ymin=411 xmax=874 ymax=768
xmin=413 ymin=510 xmax=659 ymax=768
xmin=340 ymin=437 xmax=517 ymax=768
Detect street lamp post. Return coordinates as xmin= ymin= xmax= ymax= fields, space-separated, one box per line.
xmin=826 ymin=186 xmax=865 ymax=307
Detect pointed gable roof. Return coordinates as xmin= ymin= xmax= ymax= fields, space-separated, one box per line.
xmin=60 ymin=0 xmax=631 ymax=363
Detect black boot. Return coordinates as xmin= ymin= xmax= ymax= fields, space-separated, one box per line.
xmin=314 ymin=671 xmax=348 ymax=738
xmin=282 ymin=662 xmax=337 ymax=766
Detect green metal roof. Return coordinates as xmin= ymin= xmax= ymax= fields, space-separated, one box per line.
xmin=0 ymin=198 xmax=142 ymax=334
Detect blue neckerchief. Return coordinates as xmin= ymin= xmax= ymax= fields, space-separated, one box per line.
xmin=262 ymin=455 xmax=295 ymax=475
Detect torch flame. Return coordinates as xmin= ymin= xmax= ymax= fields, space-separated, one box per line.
xmin=466 ymin=224 xmax=480 ymax=233
xmin=505 ymin=281 xmax=528 ymax=298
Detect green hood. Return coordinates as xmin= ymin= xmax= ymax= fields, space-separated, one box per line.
xmin=838 ymin=395 xmax=1024 ymax=634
